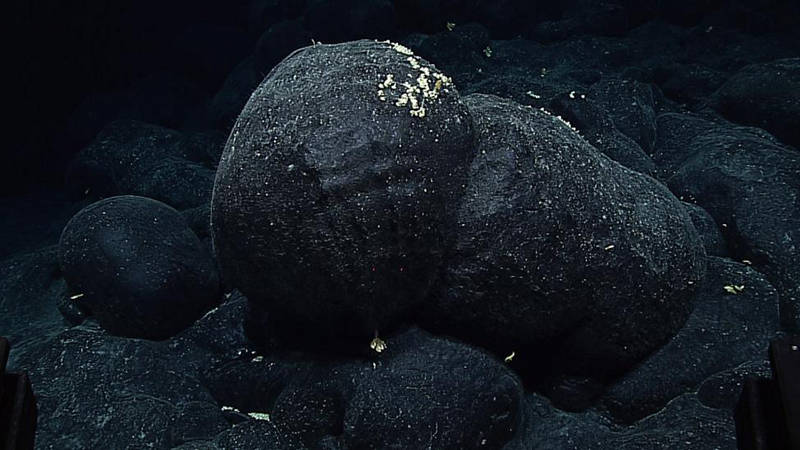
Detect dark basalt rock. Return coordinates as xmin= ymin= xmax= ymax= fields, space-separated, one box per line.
xmin=211 ymin=39 xmax=474 ymax=344
xmin=260 ymin=327 xmax=522 ymax=449
xmin=7 ymin=2 xmax=800 ymax=448
xmin=65 ymin=120 xmax=217 ymax=209
xmin=711 ymin=58 xmax=800 ymax=148
xmin=588 ymin=77 xmax=658 ymax=152
xmin=7 ymin=290 xmax=517 ymax=450
xmin=549 ymin=91 xmax=657 ymax=176
xmin=10 ymin=323 xmax=228 ymax=450
xmin=598 ymin=257 xmax=780 ymax=423
xmin=184 ymin=129 xmax=228 ymax=169
xmin=682 ymin=201 xmax=727 ymax=257
xmin=212 ymin=421 xmax=304 ymax=449
xmin=696 ymin=359 xmax=772 ymax=411
xmin=656 ymin=112 xmax=800 ymax=329
xmin=59 ymin=195 xmax=220 ymax=339
xmin=425 ymin=93 xmax=706 ymax=396
xmin=505 ymin=391 xmax=737 ymax=449
xmin=186 ymin=298 xmax=524 ymax=449
xmin=453 ymin=39 xmax=592 ymax=110
xmin=652 ymin=112 xmax=721 ymax=179
xmin=653 ymin=62 xmax=727 ymax=107
xmin=0 ymin=246 xmax=69 ymax=359
xmin=9 ymin=290 xmax=282 ymax=449
xmin=413 ymin=23 xmax=491 ymax=79
xmin=181 ymin=203 xmax=212 ymax=240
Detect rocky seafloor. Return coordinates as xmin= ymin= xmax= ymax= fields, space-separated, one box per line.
xmin=3 ymin=1 xmax=799 ymax=448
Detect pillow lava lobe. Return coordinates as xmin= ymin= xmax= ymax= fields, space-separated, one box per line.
xmin=59 ymin=195 xmax=220 ymax=339
xmin=211 ymin=40 xmax=474 ymax=341
xmin=428 ymin=94 xmax=707 ymax=382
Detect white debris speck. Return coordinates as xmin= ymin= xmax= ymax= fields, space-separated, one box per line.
xmin=391 ymin=42 xmax=414 ymax=56
xmin=379 ymin=53 xmax=452 ymax=119
xmin=370 ymin=336 xmax=387 ymax=353
xmin=248 ymin=412 xmax=271 ymax=421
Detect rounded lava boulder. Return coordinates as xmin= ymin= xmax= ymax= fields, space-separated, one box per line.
xmin=210 ymin=40 xmax=474 ymax=341
xmin=427 ymin=94 xmax=707 ymax=384
xmin=59 ymin=195 xmax=221 ymax=339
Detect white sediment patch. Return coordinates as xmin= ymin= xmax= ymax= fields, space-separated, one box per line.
xmin=375 ymin=41 xmax=454 ymax=119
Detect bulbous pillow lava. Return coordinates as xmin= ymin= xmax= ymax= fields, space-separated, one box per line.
xmin=210 ymin=40 xmax=474 ymax=342
xmin=59 ymin=195 xmax=221 ymax=339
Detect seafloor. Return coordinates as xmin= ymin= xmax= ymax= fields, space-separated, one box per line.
xmin=3 ymin=1 xmax=799 ymax=449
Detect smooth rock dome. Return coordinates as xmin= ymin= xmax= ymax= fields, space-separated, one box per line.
xmin=211 ymin=40 xmax=474 ymax=342
xmin=59 ymin=195 xmax=220 ymax=339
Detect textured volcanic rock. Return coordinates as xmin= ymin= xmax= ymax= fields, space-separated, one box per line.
xmin=651 ymin=113 xmax=722 ymax=179
xmin=505 ymin=391 xmax=737 ymax=450
xmin=181 ymin=203 xmax=213 ymax=240
xmin=59 ymin=195 xmax=220 ymax=339
xmin=65 ymin=120 xmax=217 ymax=209
xmin=411 ymin=22 xmax=492 ymax=85
xmin=337 ymin=328 xmax=520 ymax=449
xmin=598 ymin=257 xmax=780 ymax=423
xmin=211 ymin=39 xmax=474 ymax=344
xmin=655 ymin=112 xmax=800 ymax=329
xmin=696 ymin=359 xmax=772 ymax=411
xmin=14 ymin=290 xmax=522 ymax=449
xmin=10 ymin=283 xmax=741 ymax=450
xmin=549 ymin=91 xmax=656 ymax=175
xmin=0 ymin=246 xmax=68 ymax=359
xmin=211 ymin=421 xmax=304 ymax=449
xmin=653 ymin=62 xmax=727 ymax=107
xmin=711 ymin=58 xmax=800 ymax=148
xmin=10 ymin=323 xmax=229 ymax=450
xmin=241 ymin=327 xmax=522 ymax=449
xmin=452 ymin=39 xmax=594 ymax=110
xmin=682 ymin=202 xmax=727 ymax=257
xmin=8 ymin=293 xmax=256 ymax=450
xmin=425 ymin=94 xmax=706 ymax=396
xmin=588 ymin=77 xmax=658 ymax=152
